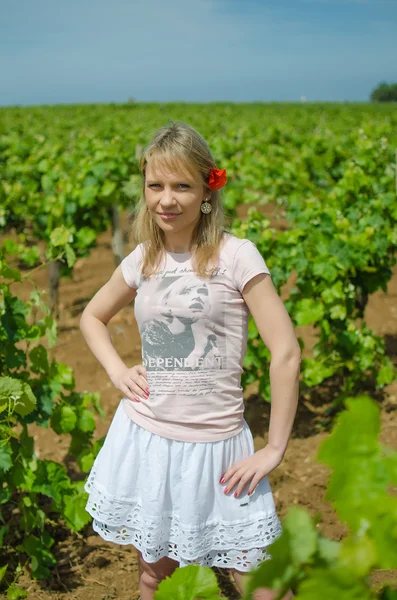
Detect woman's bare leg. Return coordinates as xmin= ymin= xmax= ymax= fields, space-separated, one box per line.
xmin=137 ymin=549 xmax=179 ymax=600
xmin=230 ymin=567 xmax=295 ymax=600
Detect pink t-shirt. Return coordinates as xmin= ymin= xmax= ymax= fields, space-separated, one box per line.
xmin=120 ymin=232 xmax=271 ymax=442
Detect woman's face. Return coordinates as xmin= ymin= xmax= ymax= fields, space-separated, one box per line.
xmin=144 ymin=159 xmax=208 ymax=244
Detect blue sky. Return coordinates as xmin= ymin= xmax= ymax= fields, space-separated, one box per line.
xmin=1 ymin=0 xmax=396 ymax=106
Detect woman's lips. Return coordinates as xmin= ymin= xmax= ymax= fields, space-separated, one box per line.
xmin=158 ymin=213 xmax=181 ymax=220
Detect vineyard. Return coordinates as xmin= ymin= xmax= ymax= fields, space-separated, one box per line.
xmin=1 ymin=102 xmax=397 ymax=599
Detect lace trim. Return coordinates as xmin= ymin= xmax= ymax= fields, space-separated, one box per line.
xmin=84 ymin=470 xmax=283 ymax=571
xmin=91 ymin=519 xmax=277 ymax=570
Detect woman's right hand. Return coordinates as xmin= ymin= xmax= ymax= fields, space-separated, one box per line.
xmin=109 ymin=364 xmax=149 ymax=403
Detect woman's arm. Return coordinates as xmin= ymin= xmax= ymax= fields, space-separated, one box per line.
xmin=242 ymin=273 xmax=301 ymax=457
xmin=79 ymin=265 xmax=137 ymax=380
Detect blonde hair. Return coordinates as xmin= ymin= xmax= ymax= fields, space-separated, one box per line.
xmin=128 ymin=121 xmax=229 ymax=279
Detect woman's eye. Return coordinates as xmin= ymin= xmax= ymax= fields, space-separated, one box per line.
xmin=148 ymin=184 xmax=189 ymax=189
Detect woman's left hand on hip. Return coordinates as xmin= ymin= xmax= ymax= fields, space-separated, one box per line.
xmin=219 ymin=445 xmax=284 ymax=498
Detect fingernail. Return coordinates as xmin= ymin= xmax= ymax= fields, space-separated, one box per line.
xmin=219 ymin=477 xmax=225 ymax=484
xmin=247 ymin=491 xmax=251 ymax=496
xmin=234 ymin=491 xmax=238 ymax=498
xmin=224 ymin=487 xmax=229 ymax=494
xmin=145 ymin=388 xmax=150 ymax=394
xmin=134 ymin=397 xmax=141 ymax=403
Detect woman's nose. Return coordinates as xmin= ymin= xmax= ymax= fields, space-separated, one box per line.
xmin=160 ymin=187 xmax=177 ymax=205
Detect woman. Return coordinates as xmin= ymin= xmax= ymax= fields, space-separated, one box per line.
xmin=80 ymin=121 xmax=299 ymax=599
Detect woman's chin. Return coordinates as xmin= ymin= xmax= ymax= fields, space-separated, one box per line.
xmin=155 ymin=216 xmax=181 ymax=228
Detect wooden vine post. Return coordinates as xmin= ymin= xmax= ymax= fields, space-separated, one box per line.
xmin=48 ymin=259 xmax=62 ymax=321
xmin=111 ymin=204 xmax=124 ymax=267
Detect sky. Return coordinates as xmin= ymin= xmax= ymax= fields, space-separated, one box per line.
xmin=1 ymin=0 xmax=396 ymax=106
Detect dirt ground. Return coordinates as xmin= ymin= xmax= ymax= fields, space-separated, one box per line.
xmin=7 ymin=205 xmax=397 ymax=599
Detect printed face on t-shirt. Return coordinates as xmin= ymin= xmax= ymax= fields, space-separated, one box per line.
xmin=161 ymin=278 xmax=210 ymax=319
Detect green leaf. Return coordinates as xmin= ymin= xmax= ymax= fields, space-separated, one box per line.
xmin=284 ymin=507 xmax=318 ymax=564
xmin=23 ymin=534 xmax=56 ymax=579
xmin=6 ymin=585 xmax=28 ymax=599
xmin=77 ymin=450 xmax=95 ymax=473
xmin=63 ymin=492 xmax=91 ymax=531
xmin=55 ymin=363 xmax=75 ymax=388
xmin=294 ymin=298 xmax=325 ymax=326
xmin=4 ymin=377 xmax=37 ymax=417
xmin=317 ymin=537 xmax=340 ymax=564
xmin=91 ymin=162 xmax=108 ymax=179
xmin=15 ymin=382 xmax=37 ymax=417
xmin=75 ymin=227 xmax=97 ymax=249
xmin=51 ymin=405 xmax=77 ymax=434
xmin=247 ymin=315 xmax=259 ymax=340
xmin=41 ymin=174 xmax=53 ymax=193
xmin=243 ymin=529 xmax=296 ymax=597
xmin=302 ymin=358 xmax=335 ymax=387
xmin=316 ymin=395 xmax=394 ymax=533
xmin=0 ymin=376 xmax=22 ymax=404
xmin=65 ymin=243 xmax=76 ymax=267
xmin=0 ymin=564 xmax=7 ymax=582
xmin=338 ymin=534 xmax=377 ymax=578
xmin=37 ymin=158 xmax=50 ymax=172
xmin=100 ymin=180 xmax=116 ymax=197
xmin=32 ymin=460 xmax=72 ymax=504
xmin=0 ymin=525 xmax=9 ymax=547
xmin=10 ymin=463 xmax=35 ymax=491
xmin=25 ymin=323 xmax=41 ymax=340
xmin=50 ymin=226 xmax=72 ymax=247
xmin=313 ymin=261 xmax=338 ymax=282
xmin=0 ymin=445 xmax=13 ymax=475
xmin=60 ymin=405 xmax=77 ymax=432
xmin=41 ymin=314 xmax=57 ymax=348
xmin=154 ymin=565 xmax=220 ymax=600
xmin=77 ymin=409 xmax=96 ymax=433
xmin=329 ymin=303 xmax=347 ymax=320
xmin=0 ymin=264 xmax=22 ymax=282
xmin=370 ymin=507 xmax=397 ymax=569
xmin=18 ymin=428 xmax=34 ymax=460
xmin=80 ymin=186 xmax=98 ymax=207
xmin=376 ymin=359 xmax=396 ymax=386
xmin=42 ymin=528 xmax=55 ymax=549
xmin=380 ymin=588 xmax=397 ymax=600
xmin=29 ymin=345 xmax=50 ymax=375
xmin=317 ymin=396 xmax=380 ymax=466
xmin=296 ymin=567 xmax=372 ymax=599
xmin=90 ymin=391 xmax=105 ymax=419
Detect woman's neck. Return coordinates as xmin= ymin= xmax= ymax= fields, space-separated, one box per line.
xmin=163 ymin=233 xmax=193 ymax=254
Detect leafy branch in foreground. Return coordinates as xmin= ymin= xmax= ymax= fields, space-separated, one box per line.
xmin=155 ymin=395 xmax=397 ymax=599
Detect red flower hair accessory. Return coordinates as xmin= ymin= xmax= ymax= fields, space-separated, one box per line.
xmin=208 ymin=168 xmax=227 ymax=190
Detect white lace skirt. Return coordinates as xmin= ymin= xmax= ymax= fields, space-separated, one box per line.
xmin=84 ymin=398 xmax=283 ymax=572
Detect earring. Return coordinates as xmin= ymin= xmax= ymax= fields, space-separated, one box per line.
xmin=201 ymin=198 xmax=212 ymax=214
